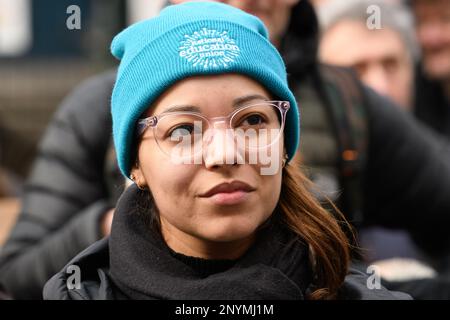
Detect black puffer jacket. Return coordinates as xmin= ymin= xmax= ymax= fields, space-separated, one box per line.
xmin=2 ymin=0 xmax=450 ymax=299
xmin=43 ymin=185 xmax=411 ymax=300
xmin=0 ymin=70 xmax=119 ymax=299
xmin=414 ymin=64 xmax=450 ymax=137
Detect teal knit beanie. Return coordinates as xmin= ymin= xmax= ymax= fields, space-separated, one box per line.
xmin=111 ymin=1 xmax=300 ymax=177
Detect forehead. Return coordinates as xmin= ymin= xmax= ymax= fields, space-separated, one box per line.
xmin=148 ymin=74 xmax=272 ymax=116
xmin=322 ymin=20 xmax=407 ymax=64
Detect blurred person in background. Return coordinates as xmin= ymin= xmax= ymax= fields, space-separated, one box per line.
xmin=0 ymin=120 xmax=32 ymax=197
xmin=411 ymin=0 xmax=450 ymax=137
xmin=318 ymin=0 xmax=418 ymax=110
xmin=375 ymin=0 xmax=450 ymax=298
xmin=316 ymin=0 xmax=426 ymax=272
xmin=2 ymin=0 xmax=450 ymax=300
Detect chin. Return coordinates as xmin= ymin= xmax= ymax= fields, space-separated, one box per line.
xmin=199 ymin=218 xmax=261 ymax=243
xmin=425 ymin=57 xmax=450 ymax=80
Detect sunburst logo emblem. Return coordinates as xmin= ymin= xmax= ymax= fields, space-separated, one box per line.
xmin=179 ymin=28 xmax=240 ymax=69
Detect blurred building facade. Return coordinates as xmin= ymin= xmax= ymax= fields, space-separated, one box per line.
xmin=0 ymin=0 xmax=166 ymax=195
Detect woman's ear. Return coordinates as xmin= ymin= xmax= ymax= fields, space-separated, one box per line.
xmin=130 ymin=166 xmax=148 ymax=190
xmin=282 ymin=150 xmax=288 ymax=168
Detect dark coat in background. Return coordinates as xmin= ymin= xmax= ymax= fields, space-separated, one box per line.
xmin=414 ymin=64 xmax=450 ymax=137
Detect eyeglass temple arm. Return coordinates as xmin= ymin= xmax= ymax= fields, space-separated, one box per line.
xmin=136 ymin=116 xmax=157 ymax=136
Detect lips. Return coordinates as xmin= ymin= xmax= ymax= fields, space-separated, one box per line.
xmin=199 ymin=181 xmax=256 ymax=206
xmin=199 ymin=181 xmax=256 ymax=198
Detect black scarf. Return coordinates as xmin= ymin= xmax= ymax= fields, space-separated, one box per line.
xmin=109 ymin=185 xmax=313 ymax=300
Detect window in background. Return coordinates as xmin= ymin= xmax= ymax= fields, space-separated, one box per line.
xmin=0 ymin=0 xmax=32 ymax=57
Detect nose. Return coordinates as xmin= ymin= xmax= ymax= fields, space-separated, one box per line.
xmin=203 ymin=127 xmax=244 ymax=169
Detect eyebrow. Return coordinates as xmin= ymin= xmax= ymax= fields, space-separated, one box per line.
xmin=161 ymin=105 xmax=201 ymax=114
xmin=232 ymin=94 xmax=270 ymax=107
xmin=160 ymin=94 xmax=270 ymax=115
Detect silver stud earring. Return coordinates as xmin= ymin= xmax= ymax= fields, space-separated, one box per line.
xmin=130 ymin=173 xmax=146 ymax=190
xmin=282 ymin=154 xmax=288 ymax=168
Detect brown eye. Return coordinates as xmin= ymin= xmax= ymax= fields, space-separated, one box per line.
xmin=168 ymin=124 xmax=195 ymax=138
xmin=240 ymin=113 xmax=267 ymax=126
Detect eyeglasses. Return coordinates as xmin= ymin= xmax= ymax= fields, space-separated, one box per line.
xmin=136 ymin=100 xmax=290 ymax=161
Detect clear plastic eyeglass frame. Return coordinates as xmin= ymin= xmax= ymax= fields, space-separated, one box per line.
xmin=136 ymin=100 xmax=290 ymax=159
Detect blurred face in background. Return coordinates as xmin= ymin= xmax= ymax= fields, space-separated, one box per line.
xmin=310 ymin=0 xmax=331 ymax=8
xmin=413 ymin=0 xmax=450 ymax=83
xmin=171 ymin=0 xmax=300 ymax=46
xmin=319 ymin=20 xmax=414 ymax=110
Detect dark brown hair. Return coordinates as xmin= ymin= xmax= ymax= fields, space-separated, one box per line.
xmin=132 ymin=125 xmax=352 ymax=299
xmin=279 ymin=154 xmax=352 ymax=299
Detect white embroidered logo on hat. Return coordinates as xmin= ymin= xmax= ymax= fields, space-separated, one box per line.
xmin=179 ymin=28 xmax=240 ymax=69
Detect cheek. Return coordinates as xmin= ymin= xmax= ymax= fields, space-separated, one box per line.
xmin=246 ymin=159 xmax=283 ymax=222
xmin=139 ymin=144 xmax=196 ymax=208
xmin=259 ymin=171 xmax=283 ymax=210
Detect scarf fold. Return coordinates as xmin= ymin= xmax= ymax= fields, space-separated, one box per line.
xmin=109 ymin=185 xmax=313 ymax=300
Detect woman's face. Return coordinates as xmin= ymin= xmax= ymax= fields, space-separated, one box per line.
xmin=131 ymin=74 xmax=284 ymax=257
